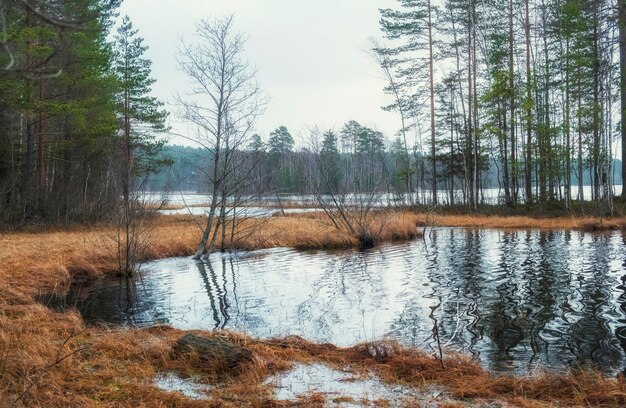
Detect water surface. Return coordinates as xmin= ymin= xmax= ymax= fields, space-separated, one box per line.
xmin=58 ymin=228 xmax=626 ymax=374
xmin=149 ymin=186 xmax=624 ymax=208
xmin=267 ymin=363 xmax=421 ymax=406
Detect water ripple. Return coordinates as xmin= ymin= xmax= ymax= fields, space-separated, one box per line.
xmin=53 ymin=228 xmax=626 ymax=375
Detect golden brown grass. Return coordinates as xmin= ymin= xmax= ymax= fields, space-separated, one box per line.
xmin=4 ymin=311 xmax=626 ymax=407
xmin=1 ymin=211 xmax=626 ymax=406
xmin=0 ymin=211 xmax=420 ymax=297
xmin=418 ymin=212 xmax=626 ymax=230
xmin=252 ymin=210 xmax=421 ymax=249
xmin=260 ymin=337 xmax=626 ymax=407
xmin=0 ymin=211 xmax=421 ymax=406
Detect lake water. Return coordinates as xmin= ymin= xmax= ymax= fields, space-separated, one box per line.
xmin=52 ymin=228 xmax=626 ymax=375
xmin=160 ymin=206 xmax=316 ymax=217
xmin=148 ymin=185 xmax=624 ymax=209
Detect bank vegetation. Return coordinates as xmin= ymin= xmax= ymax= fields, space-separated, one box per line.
xmin=2 ymin=211 xmax=626 ymax=406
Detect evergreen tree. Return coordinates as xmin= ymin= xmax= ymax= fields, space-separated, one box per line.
xmin=0 ymin=0 xmax=121 ymax=223
xmin=248 ymin=133 xmax=266 ymax=152
xmin=268 ymin=125 xmax=294 ymax=154
xmin=617 ymin=0 xmax=626 ymax=200
xmin=112 ymin=15 xmax=167 ymax=274
xmin=378 ymin=0 xmax=438 ymax=203
xmin=268 ymin=126 xmax=294 ymax=190
xmin=112 ymin=15 xmax=168 ymax=204
xmin=320 ymin=130 xmax=341 ymax=193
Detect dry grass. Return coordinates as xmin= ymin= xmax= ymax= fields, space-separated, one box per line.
xmin=1 ymin=211 xmax=626 ymax=406
xmin=0 ymin=211 xmax=420 ymax=297
xmin=143 ymin=203 xmax=185 ymax=211
xmin=260 ymin=337 xmax=626 ymax=407
xmin=0 ymin=211 xmax=421 ymax=406
xmin=251 ymin=210 xmax=421 ymax=249
xmin=418 ymin=212 xmax=626 ymax=230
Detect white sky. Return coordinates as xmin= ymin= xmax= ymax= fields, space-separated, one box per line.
xmin=118 ymin=0 xmax=399 ymax=147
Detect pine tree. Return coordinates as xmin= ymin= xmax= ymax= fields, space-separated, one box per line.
xmin=268 ymin=126 xmax=294 ymax=191
xmin=378 ymin=0 xmax=438 ymax=203
xmin=621 ymin=0 xmax=626 ymax=199
xmin=0 ymin=0 xmax=121 ymax=223
xmin=112 ymin=15 xmax=167 ymax=205
xmin=112 ymin=15 xmax=167 ymax=274
xmin=320 ymin=130 xmax=341 ymax=193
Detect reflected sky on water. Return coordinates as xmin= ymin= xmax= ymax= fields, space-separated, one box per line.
xmin=57 ymin=228 xmax=626 ymax=374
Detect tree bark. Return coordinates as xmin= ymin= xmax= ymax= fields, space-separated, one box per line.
xmin=617 ymin=0 xmax=626 ymax=200
xmin=428 ymin=0 xmax=437 ymax=204
xmin=509 ymin=0 xmax=516 ymax=205
xmin=524 ymin=0 xmax=532 ymax=204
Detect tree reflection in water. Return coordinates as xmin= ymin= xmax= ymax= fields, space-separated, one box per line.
xmin=51 ymin=229 xmax=626 ymax=375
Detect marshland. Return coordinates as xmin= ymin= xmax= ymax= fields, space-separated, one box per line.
xmin=6 ymin=0 xmax=626 ymax=407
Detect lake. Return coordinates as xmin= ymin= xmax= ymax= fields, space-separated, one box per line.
xmin=147 ymin=185 xmax=624 ymax=209
xmin=50 ymin=228 xmax=626 ymax=375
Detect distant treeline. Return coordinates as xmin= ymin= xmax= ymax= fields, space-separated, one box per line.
xmin=147 ymin=121 xmax=624 ymax=203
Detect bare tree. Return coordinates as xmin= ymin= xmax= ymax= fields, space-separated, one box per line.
xmin=176 ymin=14 xmax=265 ymax=258
xmin=301 ymin=127 xmax=391 ymax=250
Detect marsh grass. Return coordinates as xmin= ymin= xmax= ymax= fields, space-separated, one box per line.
xmin=2 ymin=211 xmax=626 ymax=405
xmin=420 ymin=213 xmax=626 ymax=230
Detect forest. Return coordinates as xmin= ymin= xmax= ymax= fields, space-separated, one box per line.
xmin=3 ymin=0 xmax=626 ymax=227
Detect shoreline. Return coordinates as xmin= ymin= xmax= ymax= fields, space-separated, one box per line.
xmin=2 ymin=212 xmax=626 ymax=406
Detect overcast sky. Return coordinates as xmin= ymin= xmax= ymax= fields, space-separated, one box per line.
xmin=118 ymin=0 xmax=399 ymax=146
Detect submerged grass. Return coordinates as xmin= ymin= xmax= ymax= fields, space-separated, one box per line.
xmin=1 ymin=211 xmax=626 ymax=406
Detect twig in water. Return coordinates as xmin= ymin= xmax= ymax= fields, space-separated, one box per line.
xmin=432 ymin=318 xmax=445 ymax=369
xmin=423 ymin=204 xmax=439 ymax=240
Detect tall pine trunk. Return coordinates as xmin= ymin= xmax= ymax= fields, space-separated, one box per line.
xmin=524 ymin=0 xmax=533 ymax=203
xmin=427 ymin=0 xmax=437 ymax=204
xmin=617 ymin=0 xmax=626 ymax=200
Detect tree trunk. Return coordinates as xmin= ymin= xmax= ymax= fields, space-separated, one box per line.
xmin=620 ymin=0 xmax=626 ymax=198
xmin=524 ymin=0 xmax=532 ymax=204
xmin=508 ymin=0 xmax=516 ymax=205
xmin=37 ymin=72 xmax=46 ymax=200
xmin=428 ymin=0 xmax=437 ymax=204
xmin=467 ymin=2 xmax=475 ymax=210
xmin=565 ymin=37 xmax=572 ymax=208
xmin=577 ymin=76 xmax=584 ymax=208
xmin=592 ymin=3 xmax=600 ymax=202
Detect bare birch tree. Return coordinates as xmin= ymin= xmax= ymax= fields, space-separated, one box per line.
xmin=176 ymin=14 xmax=265 ymax=258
